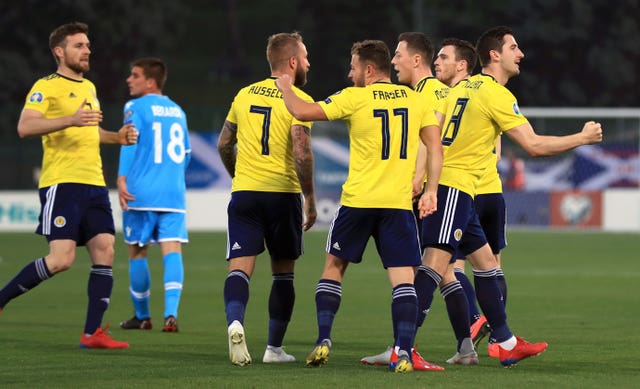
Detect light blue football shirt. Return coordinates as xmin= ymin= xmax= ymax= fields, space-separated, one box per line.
xmin=119 ymin=94 xmax=191 ymax=212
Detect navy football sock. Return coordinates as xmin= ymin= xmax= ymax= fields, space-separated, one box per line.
xmin=454 ymin=268 xmax=481 ymax=321
xmin=84 ymin=265 xmax=113 ymax=334
xmin=474 ymin=268 xmax=512 ymax=342
xmin=224 ymin=270 xmax=250 ymax=325
xmin=496 ymin=268 xmax=507 ymax=308
xmin=314 ymin=279 xmax=342 ymax=344
xmin=0 ymin=257 xmax=51 ymax=308
xmin=267 ymin=273 xmax=295 ymax=347
xmin=441 ymin=281 xmax=471 ymax=351
xmin=391 ymin=283 xmax=417 ymax=355
xmin=414 ymin=266 xmax=440 ymax=329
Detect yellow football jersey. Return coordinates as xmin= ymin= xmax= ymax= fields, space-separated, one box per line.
xmin=319 ymin=82 xmax=439 ymax=210
xmin=439 ymin=73 xmax=528 ymax=196
xmin=414 ymin=76 xmax=450 ymax=184
xmin=476 ymin=152 xmax=502 ymax=194
xmin=225 ymin=77 xmax=313 ymax=193
xmin=414 ymin=76 xmax=450 ymax=114
xmin=23 ymin=73 xmax=104 ymax=188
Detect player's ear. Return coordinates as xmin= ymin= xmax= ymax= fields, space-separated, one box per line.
xmin=288 ymin=56 xmax=297 ymax=70
xmin=53 ymin=46 xmax=64 ymax=61
xmin=366 ymin=64 xmax=375 ymax=77
xmin=489 ymin=49 xmax=501 ymax=62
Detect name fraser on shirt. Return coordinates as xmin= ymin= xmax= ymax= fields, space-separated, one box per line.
xmin=372 ymin=89 xmax=408 ymax=100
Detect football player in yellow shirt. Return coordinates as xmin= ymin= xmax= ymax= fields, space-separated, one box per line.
xmin=405 ymin=36 xmax=479 ymax=366
xmin=218 ymin=32 xmax=316 ymax=366
xmin=452 ymin=139 xmax=507 ymax=359
xmin=0 ymin=22 xmax=137 ymax=349
xmin=417 ymin=27 xmax=602 ymax=367
xmin=276 ymin=40 xmax=443 ymax=373
xmin=359 ymin=32 xmax=451 ymax=371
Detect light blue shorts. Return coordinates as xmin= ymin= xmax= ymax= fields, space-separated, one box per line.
xmin=123 ymin=210 xmax=188 ymax=246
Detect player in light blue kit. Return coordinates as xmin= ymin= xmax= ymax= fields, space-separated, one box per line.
xmin=117 ymin=58 xmax=191 ymax=333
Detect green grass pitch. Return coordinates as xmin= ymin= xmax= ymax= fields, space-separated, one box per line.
xmin=0 ymin=231 xmax=638 ymax=388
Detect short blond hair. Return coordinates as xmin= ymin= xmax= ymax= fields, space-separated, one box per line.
xmin=266 ymin=32 xmax=303 ymax=71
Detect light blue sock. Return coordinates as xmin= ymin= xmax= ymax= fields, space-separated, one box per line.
xmin=129 ymin=257 xmax=151 ymax=319
xmin=163 ymin=252 xmax=184 ymax=318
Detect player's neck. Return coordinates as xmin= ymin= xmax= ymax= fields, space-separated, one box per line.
xmin=145 ymin=88 xmax=162 ymax=96
xmin=412 ymin=70 xmax=433 ymax=88
xmin=271 ymin=70 xmax=291 ymax=79
xmin=366 ymin=72 xmax=391 ymax=85
xmin=482 ymin=67 xmax=508 ymax=86
xmin=56 ymin=65 xmax=83 ymax=81
xmin=449 ymin=72 xmax=470 ymax=87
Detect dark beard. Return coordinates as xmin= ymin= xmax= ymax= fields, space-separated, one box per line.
xmin=68 ymin=61 xmax=89 ymax=74
xmin=293 ymin=66 xmax=307 ymax=87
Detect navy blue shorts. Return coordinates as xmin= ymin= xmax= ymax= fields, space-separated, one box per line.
xmin=327 ymin=206 xmax=421 ymax=268
xmin=37 ymin=183 xmax=115 ymax=246
xmin=226 ymin=191 xmax=303 ymax=261
xmin=474 ymin=193 xmax=507 ymax=254
xmin=421 ymin=185 xmax=487 ymax=263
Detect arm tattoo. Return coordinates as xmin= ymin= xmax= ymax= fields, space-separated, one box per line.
xmin=218 ymin=121 xmax=238 ymax=178
xmin=291 ymin=124 xmax=315 ymax=197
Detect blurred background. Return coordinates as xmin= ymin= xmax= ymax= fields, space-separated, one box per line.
xmin=1 ymin=0 xmax=638 ymax=231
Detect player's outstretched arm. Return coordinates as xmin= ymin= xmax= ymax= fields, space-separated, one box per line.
xmin=506 ymin=121 xmax=603 ymax=157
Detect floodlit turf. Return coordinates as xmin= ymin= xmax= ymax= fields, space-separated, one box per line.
xmin=0 ymin=231 xmax=638 ymax=388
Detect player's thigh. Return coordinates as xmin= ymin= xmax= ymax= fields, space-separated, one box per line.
xmin=475 ymin=193 xmax=506 ymax=254
xmin=263 ymin=193 xmax=303 ymax=261
xmin=226 ymin=191 xmax=268 ymax=259
xmin=421 ymin=185 xmax=475 ymax=254
xmin=458 ymin=211 xmax=489 ymax=257
xmin=326 ymin=206 xmax=375 ymax=264
xmin=374 ymin=209 xmax=422 ymax=268
xmin=36 ymin=184 xmax=92 ymax=245
xmin=80 ymin=185 xmax=115 ymax=246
